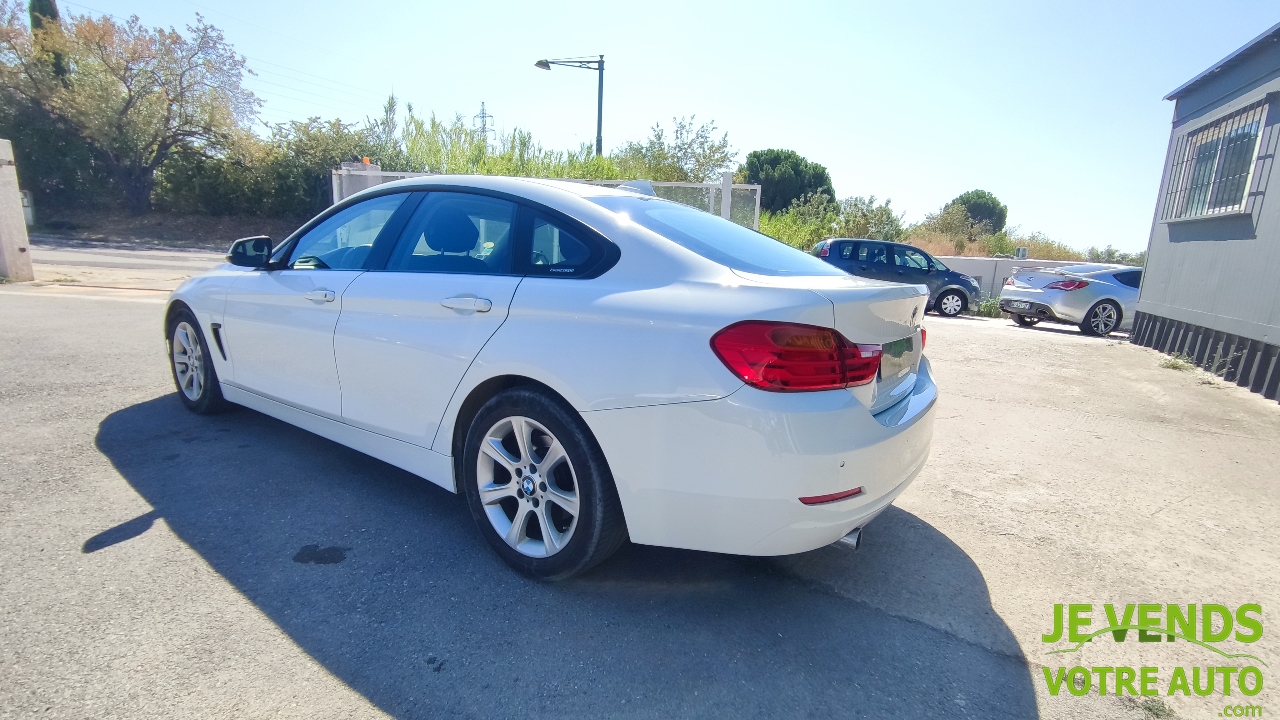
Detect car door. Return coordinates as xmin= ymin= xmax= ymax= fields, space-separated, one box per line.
xmin=849 ymin=241 xmax=893 ymax=281
xmin=333 ymin=191 xmax=523 ymax=446
xmin=892 ymin=245 xmax=936 ymax=295
xmin=222 ymin=192 xmax=410 ymax=418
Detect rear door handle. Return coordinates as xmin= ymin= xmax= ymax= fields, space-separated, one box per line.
xmin=441 ymin=296 xmax=493 ymax=312
xmin=303 ymin=290 xmax=335 ymax=302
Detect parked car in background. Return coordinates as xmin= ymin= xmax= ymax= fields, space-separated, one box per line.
xmin=998 ymin=264 xmax=1142 ymax=336
xmin=164 ymin=176 xmax=937 ymax=580
xmin=812 ymin=239 xmax=980 ymax=317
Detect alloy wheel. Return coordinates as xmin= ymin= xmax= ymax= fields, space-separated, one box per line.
xmin=171 ymin=321 xmax=204 ymax=401
xmin=939 ymin=293 xmax=963 ymax=316
xmin=1090 ymin=304 xmax=1118 ymax=335
xmin=476 ymin=415 xmax=580 ymax=558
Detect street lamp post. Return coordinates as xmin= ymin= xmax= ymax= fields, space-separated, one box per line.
xmin=534 ymin=55 xmax=605 ymax=156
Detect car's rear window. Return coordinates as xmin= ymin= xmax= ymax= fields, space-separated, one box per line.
xmin=590 ymin=196 xmax=845 ymax=277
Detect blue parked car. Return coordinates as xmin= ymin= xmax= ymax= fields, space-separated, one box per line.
xmin=812 ymin=239 xmax=980 ymax=317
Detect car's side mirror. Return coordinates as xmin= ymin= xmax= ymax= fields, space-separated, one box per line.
xmin=227 ymin=236 xmax=273 ymax=268
xmin=926 ymin=264 xmax=937 ymax=274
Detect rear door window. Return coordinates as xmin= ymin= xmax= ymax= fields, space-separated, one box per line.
xmin=855 ymin=242 xmax=890 ymax=266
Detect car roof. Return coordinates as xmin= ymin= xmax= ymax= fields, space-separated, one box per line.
xmin=347 ymin=174 xmax=650 ymax=202
xmin=823 ymin=238 xmax=914 ymax=248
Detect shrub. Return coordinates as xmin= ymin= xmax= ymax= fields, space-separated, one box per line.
xmin=1159 ymin=353 xmax=1195 ymax=371
xmin=974 ymin=298 xmax=1003 ymax=317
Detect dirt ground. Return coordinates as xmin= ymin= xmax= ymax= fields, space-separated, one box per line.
xmin=29 ymin=211 xmax=303 ymax=251
xmin=1 ymin=255 xmax=1277 ymax=718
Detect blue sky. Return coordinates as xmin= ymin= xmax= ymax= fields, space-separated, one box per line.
xmin=60 ymin=0 xmax=1279 ymax=251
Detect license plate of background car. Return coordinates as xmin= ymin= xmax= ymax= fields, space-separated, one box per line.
xmin=1009 ymin=301 xmax=1031 ymax=310
xmin=880 ymin=336 xmax=918 ymax=380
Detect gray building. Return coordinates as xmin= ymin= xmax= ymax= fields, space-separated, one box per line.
xmin=1131 ymin=22 xmax=1280 ymax=403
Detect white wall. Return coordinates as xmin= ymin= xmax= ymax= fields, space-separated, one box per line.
xmin=935 ymin=256 xmax=1081 ymax=299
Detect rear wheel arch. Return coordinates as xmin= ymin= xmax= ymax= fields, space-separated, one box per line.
xmin=451 ymin=375 xmax=575 ymax=482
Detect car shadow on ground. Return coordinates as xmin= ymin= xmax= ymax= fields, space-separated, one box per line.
xmin=1007 ymin=322 xmax=1131 ymax=340
xmin=95 ymin=396 xmax=1039 ymax=719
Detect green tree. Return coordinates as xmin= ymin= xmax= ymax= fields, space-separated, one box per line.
xmin=612 ymin=116 xmax=735 ymax=182
xmin=739 ymin=149 xmax=834 ymax=213
xmin=834 ymin=196 xmax=905 ymax=241
xmin=1085 ymin=244 xmax=1146 ymax=266
xmin=949 ymin=189 xmax=1007 ymax=233
xmin=909 ymin=202 xmax=991 ymax=254
xmin=27 ymin=0 xmax=64 ymax=78
xmin=0 ymin=3 xmax=258 ymax=212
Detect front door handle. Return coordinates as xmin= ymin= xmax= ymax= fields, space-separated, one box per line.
xmin=303 ymin=290 xmax=335 ymax=302
xmin=441 ymin=296 xmax=493 ymax=312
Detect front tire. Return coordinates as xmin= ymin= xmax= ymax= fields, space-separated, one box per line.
xmin=462 ymin=387 xmax=627 ymax=580
xmin=936 ymin=290 xmax=965 ymax=317
xmin=167 ymin=309 xmax=228 ymax=414
xmin=1012 ymin=314 xmax=1040 ymax=327
xmin=1080 ymin=300 xmax=1121 ymax=336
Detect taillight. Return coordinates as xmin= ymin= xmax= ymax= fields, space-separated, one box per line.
xmin=819 ymin=246 xmax=830 ymax=257
xmin=920 ymin=327 xmax=926 ymax=350
xmin=1004 ymin=277 xmax=1014 ymax=286
xmin=1045 ymin=279 xmax=1089 ymax=291
xmin=711 ymin=321 xmax=882 ymax=392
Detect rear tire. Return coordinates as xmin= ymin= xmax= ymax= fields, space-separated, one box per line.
xmin=461 ymin=387 xmax=628 ymax=580
xmin=1080 ymin=300 xmax=1121 ymax=336
xmin=1012 ymin=314 xmax=1040 ymax=327
xmin=167 ymin=308 xmax=229 ymax=414
xmin=935 ymin=291 xmax=965 ymax=317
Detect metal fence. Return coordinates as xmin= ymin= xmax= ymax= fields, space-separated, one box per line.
xmin=330 ymin=165 xmax=762 ymax=230
xmin=330 ymin=163 xmax=431 ymax=207
xmin=577 ymin=174 xmax=762 ymax=230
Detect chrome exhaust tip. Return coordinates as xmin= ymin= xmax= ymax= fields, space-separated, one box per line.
xmin=837 ymin=527 xmax=862 ymax=551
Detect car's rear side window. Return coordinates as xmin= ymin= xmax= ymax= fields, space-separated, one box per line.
xmin=526 ymin=214 xmax=597 ymax=276
xmin=1113 ymin=270 xmax=1142 ymax=288
xmin=591 ymin=196 xmax=844 ymax=276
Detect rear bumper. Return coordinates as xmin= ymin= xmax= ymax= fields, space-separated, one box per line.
xmin=999 ymin=298 xmax=1067 ymax=322
xmin=999 ymin=289 xmax=1088 ymax=323
xmin=580 ymin=358 xmax=938 ymax=556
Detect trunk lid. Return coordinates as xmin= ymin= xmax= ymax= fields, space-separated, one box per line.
xmin=732 ymin=270 xmax=928 ymax=414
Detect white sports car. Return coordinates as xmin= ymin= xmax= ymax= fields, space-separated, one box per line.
xmin=164 ymin=176 xmax=937 ymax=579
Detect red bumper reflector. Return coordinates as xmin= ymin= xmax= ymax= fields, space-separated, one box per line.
xmin=799 ymin=487 xmax=864 ymax=505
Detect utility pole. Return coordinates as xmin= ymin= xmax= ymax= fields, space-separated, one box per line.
xmin=472 ymin=102 xmax=495 ymax=140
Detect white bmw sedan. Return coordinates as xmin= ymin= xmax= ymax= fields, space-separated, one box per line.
xmin=164 ymin=176 xmax=937 ymax=579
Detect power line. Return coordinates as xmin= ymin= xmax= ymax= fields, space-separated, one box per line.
xmin=247 ymin=75 xmax=377 ymax=111
xmin=246 ymin=63 xmax=386 ymax=102
xmin=62 ymin=1 xmax=385 ymax=101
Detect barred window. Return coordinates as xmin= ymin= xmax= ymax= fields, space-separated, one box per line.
xmin=1161 ymin=101 xmax=1267 ymax=220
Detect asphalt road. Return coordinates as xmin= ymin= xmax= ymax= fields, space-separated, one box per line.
xmin=2 ymin=281 xmax=1277 ymax=719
